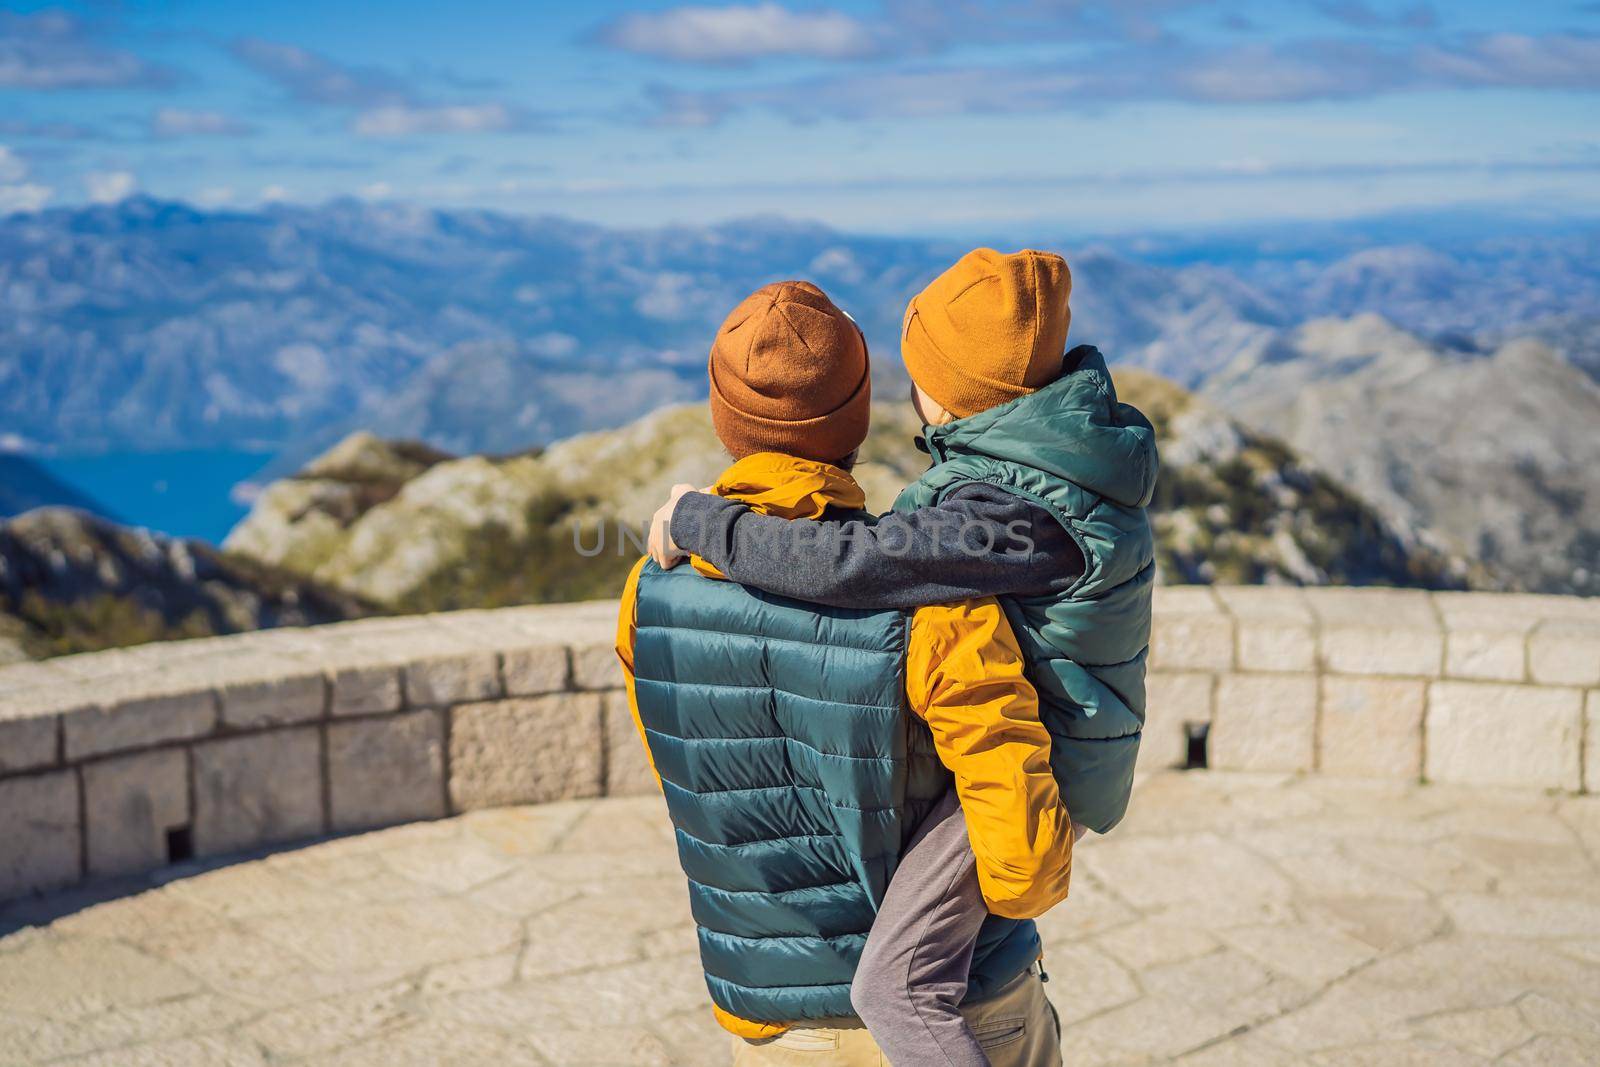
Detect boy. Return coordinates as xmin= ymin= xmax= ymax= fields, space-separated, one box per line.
xmin=618 ymin=280 xmax=1075 ymax=1067
xmin=652 ymin=249 xmax=1159 ymax=1064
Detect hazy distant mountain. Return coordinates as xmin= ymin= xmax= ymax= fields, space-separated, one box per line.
xmin=0 ymin=455 xmax=110 ymax=519
xmin=9 ymin=198 xmax=1592 ymax=463
xmin=1061 ymin=251 xmax=1285 ymax=387
xmin=225 ymin=372 xmax=1478 ymax=613
xmin=0 ymin=198 xmax=952 ymax=455
xmin=1245 ymin=235 xmax=1600 ymax=340
xmin=0 ymin=507 xmax=372 ymax=659
xmin=1510 ymin=315 xmax=1600 ymax=382
xmin=1206 ymin=315 xmax=1600 ymax=596
xmin=279 ymin=339 xmax=706 ymax=467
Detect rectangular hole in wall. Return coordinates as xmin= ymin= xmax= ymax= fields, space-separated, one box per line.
xmin=1184 ymin=723 xmax=1210 ymax=770
xmin=166 ymin=825 xmax=194 ymax=863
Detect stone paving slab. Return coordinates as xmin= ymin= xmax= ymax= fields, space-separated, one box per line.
xmin=2 ymin=772 xmax=1599 ymax=1066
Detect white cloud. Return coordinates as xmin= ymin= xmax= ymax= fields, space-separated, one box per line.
xmin=352 ymin=102 xmax=519 ymax=137
xmin=1315 ymin=1 xmax=1437 ymax=30
xmin=643 ymin=31 xmax=1600 ymax=125
xmin=1416 ymin=32 xmax=1600 ymax=91
xmin=0 ymin=118 xmax=90 ymax=140
xmin=195 ymin=186 xmax=235 ymax=207
xmin=0 ymin=10 xmax=172 ymax=90
xmin=230 ymin=38 xmax=404 ymax=107
xmin=150 ymin=108 xmax=253 ymax=139
xmin=260 ymin=184 xmax=290 ymax=203
xmin=85 ymin=170 xmax=136 ymax=204
xmin=0 ymin=144 xmax=49 ymax=213
xmin=0 ymin=182 xmax=51 ymax=214
xmin=231 ymin=37 xmax=531 ymax=138
xmin=359 ymin=181 xmax=393 ymax=199
xmin=594 ymin=3 xmax=877 ymax=64
xmin=0 ymin=146 xmax=26 ymax=183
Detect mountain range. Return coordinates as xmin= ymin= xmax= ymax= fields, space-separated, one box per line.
xmin=2 ymin=198 xmax=1596 ymax=600
xmin=4 ymin=199 xmax=1596 ymax=461
xmin=0 ymin=508 xmax=370 ymax=661
xmin=222 ymin=374 xmax=1478 ymax=617
xmin=1206 ymin=316 xmax=1600 ymax=597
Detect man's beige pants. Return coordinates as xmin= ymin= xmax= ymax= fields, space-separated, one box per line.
xmin=730 ymin=968 xmax=1062 ymax=1067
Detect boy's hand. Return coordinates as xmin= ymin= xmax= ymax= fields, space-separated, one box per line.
xmin=648 ymin=483 xmax=697 ymax=568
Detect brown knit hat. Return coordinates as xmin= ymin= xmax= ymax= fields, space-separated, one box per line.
xmin=708 ymin=281 xmax=871 ymax=464
xmin=901 ymin=248 xmax=1072 ymax=418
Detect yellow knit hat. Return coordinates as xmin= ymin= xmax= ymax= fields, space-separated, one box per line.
xmin=901 ymin=248 xmax=1072 ymax=418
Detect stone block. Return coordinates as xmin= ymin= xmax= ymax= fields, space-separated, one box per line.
xmin=570 ymin=641 xmax=623 ymax=691
xmin=1432 ymin=591 xmax=1546 ymax=633
xmin=602 ymin=692 xmax=657 ymax=796
xmin=1318 ymin=676 xmax=1425 ymax=779
xmin=49 ymin=649 xmax=157 ymax=680
xmin=404 ymin=652 xmax=501 ymax=707
xmin=1438 ymin=591 xmax=1600 ymax=626
xmin=1213 ymin=586 xmax=1311 ymax=621
xmin=0 ymin=661 xmax=72 ymax=694
xmin=63 ymin=687 xmax=217 ymax=761
xmin=501 ymin=644 xmax=570 ymax=697
xmin=502 ymin=608 xmax=616 ymax=649
xmin=83 ymin=748 xmax=190 ymax=878
xmin=0 ymin=771 xmax=80 ymax=898
xmin=1305 ymin=588 xmax=1443 ymax=678
xmin=1236 ymin=623 xmax=1316 ymax=674
xmin=192 ymin=728 xmax=324 ymax=856
xmin=0 ymin=713 xmax=58 ymax=774
xmin=1154 ymin=586 xmax=1224 ymax=614
xmin=1528 ymin=622 xmax=1600 ymax=687
xmin=1319 ymin=624 xmax=1442 ymax=678
xmin=449 ymin=694 xmax=604 ymax=810
xmin=218 ymin=669 xmax=326 ymax=729
xmin=1306 ymin=587 xmax=1437 ymax=627
xmin=1425 ymin=681 xmax=1582 ymax=791
xmin=328 ymin=710 xmax=446 ymax=832
xmin=331 ymin=664 xmax=403 ymax=717
xmin=1445 ymin=628 xmax=1526 ymax=682
xmin=1149 ymin=599 xmax=1234 ymax=672
xmin=1585 ymin=691 xmax=1599 ymax=795
xmin=1210 ymin=674 xmax=1317 ymax=772
xmin=1142 ymin=672 xmax=1212 ymax=771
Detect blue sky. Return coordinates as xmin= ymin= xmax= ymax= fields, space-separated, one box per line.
xmin=1 ymin=0 xmax=1598 ymax=233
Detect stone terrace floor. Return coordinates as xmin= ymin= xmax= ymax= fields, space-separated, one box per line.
xmin=3 ymin=772 xmax=1600 ymax=1066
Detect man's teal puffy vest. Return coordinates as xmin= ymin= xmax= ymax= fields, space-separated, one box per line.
xmin=897 ymin=345 xmax=1159 ymax=833
xmin=631 ymin=561 xmax=1041 ymax=1025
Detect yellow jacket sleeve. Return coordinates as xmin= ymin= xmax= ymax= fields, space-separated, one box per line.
xmin=614 ymin=556 xmax=662 ymax=792
xmin=906 ymin=598 xmax=1073 ymax=919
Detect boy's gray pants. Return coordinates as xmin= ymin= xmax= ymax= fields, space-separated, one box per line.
xmin=849 ymin=789 xmax=1062 ymax=1067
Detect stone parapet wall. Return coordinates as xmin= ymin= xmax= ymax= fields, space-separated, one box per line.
xmin=1143 ymin=587 xmax=1600 ymax=792
xmin=0 ymin=602 xmax=650 ymax=902
xmin=2 ymin=587 xmax=1597 ymax=902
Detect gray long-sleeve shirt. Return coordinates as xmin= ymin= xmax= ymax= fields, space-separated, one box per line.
xmin=669 ymin=482 xmax=1085 ymax=611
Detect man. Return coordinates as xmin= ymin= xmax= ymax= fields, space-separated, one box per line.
xmin=615 ymin=280 xmax=1073 ymax=1065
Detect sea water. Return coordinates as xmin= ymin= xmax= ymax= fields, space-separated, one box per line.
xmin=35 ymin=449 xmax=275 ymax=545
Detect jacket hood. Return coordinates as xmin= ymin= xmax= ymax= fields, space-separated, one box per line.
xmin=688 ymin=452 xmax=866 ymax=579
xmin=922 ymin=345 xmax=1159 ymax=509
xmin=709 ymin=452 xmax=866 ymax=517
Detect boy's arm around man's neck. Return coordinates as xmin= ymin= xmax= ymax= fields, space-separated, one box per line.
xmin=670 ymin=483 xmax=1085 ymax=612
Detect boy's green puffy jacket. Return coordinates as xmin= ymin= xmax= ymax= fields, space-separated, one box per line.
xmin=897 ymin=344 xmax=1159 ymax=832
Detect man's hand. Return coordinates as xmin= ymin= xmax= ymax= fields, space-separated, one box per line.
xmin=648 ymin=483 xmax=698 ymax=568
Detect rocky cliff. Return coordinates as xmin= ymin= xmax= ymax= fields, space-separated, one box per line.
xmin=0 ymin=508 xmax=372 ymax=660
xmin=1206 ymin=315 xmax=1600 ymax=596
xmin=226 ymin=371 xmax=1479 ymax=613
